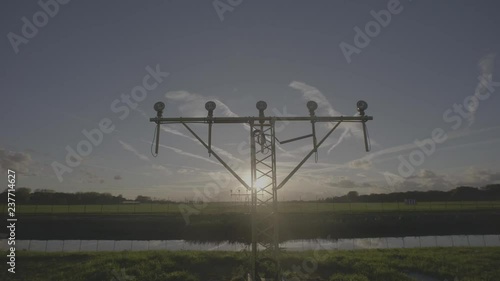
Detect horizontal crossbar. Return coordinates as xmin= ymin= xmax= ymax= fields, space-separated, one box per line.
xmin=150 ymin=115 xmax=372 ymax=124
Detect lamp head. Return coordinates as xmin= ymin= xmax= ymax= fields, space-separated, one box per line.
xmin=357 ymin=100 xmax=368 ymax=115
xmin=306 ymin=101 xmax=318 ymax=114
xmin=205 ymin=101 xmax=216 ymax=111
xmin=154 ymin=101 xmax=165 ymax=112
xmin=154 ymin=102 xmax=165 ymax=117
xmin=256 ymin=101 xmax=267 ymax=111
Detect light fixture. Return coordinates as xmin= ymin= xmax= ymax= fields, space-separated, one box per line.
xmin=256 ymin=101 xmax=267 ymax=111
xmin=154 ymin=101 xmax=165 ymax=113
xmin=307 ymin=101 xmax=318 ymax=114
xmin=357 ymin=100 xmax=368 ymax=112
xmin=205 ymin=101 xmax=216 ymax=111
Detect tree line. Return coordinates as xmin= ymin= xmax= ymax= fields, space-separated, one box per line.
xmin=323 ymin=185 xmax=500 ymax=203
xmin=1 ymin=184 xmax=500 ymax=205
xmin=0 ymin=188 xmax=165 ymax=205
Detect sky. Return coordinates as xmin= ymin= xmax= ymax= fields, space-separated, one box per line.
xmin=1 ymin=0 xmax=500 ymax=201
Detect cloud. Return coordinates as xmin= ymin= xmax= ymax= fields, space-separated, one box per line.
xmin=0 ymin=148 xmax=35 ymax=175
xmin=329 ymin=177 xmax=373 ymax=189
xmin=160 ymin=94 xmax=245 ymax=164
xmin=152 ymin=164 xmax=173 ymax=175
xmin=346 ymin=125 xmax=500 ymax=173
xmin=118 ymin=140 xmax=150 ymax=161
xmin=478 ymin=53 xmax=496 ymax=76
xmin=165 ymin=90 xmax=240 ymax=118
xmin=382 ymin=169 xmax=455 ymax=192
xmin=74 ymin=168 xmax=105 ymax=184
xmin=157 ymin=143 xmax=220 ymax=165
xmin=289 ymin=81 xmax=368 ymax=154
xmin=459 ymin=167 xmax=500 ymax=186
xmin=417 ymin=169 xmax=437 ymax=179
xmin=468 ymin=53 xmax=496 ymax=126
xmin=160 ymin=126 xmax=244 ymax=164
xmin=114 ymin=175 xmax=122 ymax=180
xmin=349 ymin=159 xmax=372 ymax=170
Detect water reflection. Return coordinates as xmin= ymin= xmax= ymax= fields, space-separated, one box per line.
xmin=3 ymin=235 xmax=499 ymax=252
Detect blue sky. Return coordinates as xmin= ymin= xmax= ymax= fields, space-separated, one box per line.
xmin=1 ymin=0 xmax=500 ymax=200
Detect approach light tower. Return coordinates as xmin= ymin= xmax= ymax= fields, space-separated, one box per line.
xmin=150 ymin=99 xmax=372 ymax=280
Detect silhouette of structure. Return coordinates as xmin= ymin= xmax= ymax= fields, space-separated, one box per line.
xmin=150 ymin=99 xmax=372 ymax=280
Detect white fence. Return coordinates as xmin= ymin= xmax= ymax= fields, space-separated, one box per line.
xmin=2 ymin=235 xmax=500 ymax=252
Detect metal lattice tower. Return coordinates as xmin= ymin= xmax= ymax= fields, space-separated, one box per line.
xmin=150 ymin=99 xmax=372 ymax=280
xmin=250 ymin=118 xmax=280 ymax=278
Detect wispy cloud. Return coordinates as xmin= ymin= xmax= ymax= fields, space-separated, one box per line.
xmin=152 ymin=164 xmax=173 ymax=175
xmin=468 ymin=53 xmax=496 ymax=126
xmin=152 ymin=142 xmax=220 ymax=166
xmin=354 ymin=124 xmax=500 ymax=166
xmin=161 ymin=126 xmax=244 ymax=163
xmin=0 ymin=148 xmax=36 ymax=175
xmin=118 ymin=140 xmax=150 ymax=161
xmin=166 ymin=90 xmax=240 ymax=118
xmin=289 ymin=81 xmax=368 ymax=154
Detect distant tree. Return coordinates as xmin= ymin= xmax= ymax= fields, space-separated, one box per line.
xmin=347 ymin=191 xmax=359 ymax=202
xmin=136 ymin=195 xmax=152 ymax=203
xmin=16 ymin=187 xmax=31 ymax=203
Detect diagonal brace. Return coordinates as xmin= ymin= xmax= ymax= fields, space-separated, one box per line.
xmin=181 ymin=122 xmax=251 ymax=190
xmin=276 ymin=121 xmax=342 ymax=190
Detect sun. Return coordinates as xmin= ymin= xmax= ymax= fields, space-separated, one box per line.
xmin=241 ymin=170 xmax=272 ymax=190
xmin=254 ymin=177 xmax=268 ymax=190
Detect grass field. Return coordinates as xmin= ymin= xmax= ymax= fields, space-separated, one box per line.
xmin=2 ymin=247 xmax=499 ymax=280
xmin=3 ymin=201 xmax=500 ymax=215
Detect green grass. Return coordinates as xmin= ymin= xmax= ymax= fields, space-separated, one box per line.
xmin=2 ymin=247 xmax=499 ymax=280
xmin=3 ymin=201 xmax=500 ymax=215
